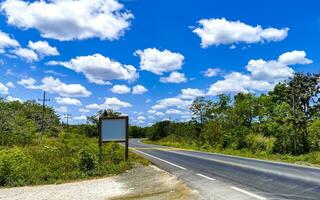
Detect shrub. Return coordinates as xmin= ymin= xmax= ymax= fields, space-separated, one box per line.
xmin=245 ymin=134 xmax=275 ymax=153
xmin=0 ymin=147 xmax=33 ymax=186
xmin=79 ymin=148 xmax=97 ymax=174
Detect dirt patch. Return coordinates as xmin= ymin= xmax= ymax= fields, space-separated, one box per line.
xmin=110 ymin=165 xmax=199 ymax=200
xmin=0 ymin=165 xmax=199 ymax=200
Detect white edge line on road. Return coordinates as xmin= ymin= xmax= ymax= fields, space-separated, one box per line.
xmin=196 ymin=173 xmax=216 ymax=181
xmin=133 ymin=149 xmax=186 ymax=170
xmin=231 ymin=186 xmax=266 ymax=200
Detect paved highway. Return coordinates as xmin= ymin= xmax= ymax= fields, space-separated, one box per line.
xmin=129 ymin=139 xmax=320 ymax=200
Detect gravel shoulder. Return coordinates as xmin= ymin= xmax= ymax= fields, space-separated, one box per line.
xmin=0 ymin=165 xmax=199 ymax=200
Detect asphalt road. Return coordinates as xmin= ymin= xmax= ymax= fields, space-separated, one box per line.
xmin=129 ymin=139 xmax=320 ymax=200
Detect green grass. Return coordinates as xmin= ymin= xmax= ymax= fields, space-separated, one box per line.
xmin=144 ymin=139 xmax=320 ymax=167
xmin=0 ymin=133 xmax=148 ymax=187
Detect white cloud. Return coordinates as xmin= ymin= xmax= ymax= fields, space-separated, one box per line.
xmin=73 ymin=115 xmax=87 ymax=121
xmin=152 ymin=97 xmax=190 ymax=110
xmin=5 ymin=95 xmax=22 ymax=102
xmin=17 ymin=77 xmax=37 ymax=89
xmin=6 ymin=81 xmax=14 ymax=88
xmin=28 ymin=41 xmax=59 ymax=56
xmin=1 ymin=0 xmax=133 ymax=41
xmin=79 ymin=108 xmax=90 ymax=113
xmin=48 ymin=54 xmax=138 ymax=84
xmin=207 ymin=50 xmax=312 ymax=96
xmin=247 ymin=50 xmax=312 ymax=82
xmin=55 ymin=97 xmax=81 ymax=106
xmin=246 ymin=59 xmax=294 ymax=81
xmin=135 ymin=48 xmax=184 ymax=75
xmin=132 ymin=85 xmax=148 ymax=94
xmin=278 ymin=50 xmax=312 ymax=65
xmin=18 ymin=76 xmax=91 ymax=97
xmin=137 ymin=116 xmax=146 ymax=121
xmin=56 ymin=106 xmax=68 ymax=113
xmin=180 ymin=88 xmax=205 ymax=99
xmin=85 ymin=97 xmax=131 ymax=110
xmin=192 ymin=18 xmax=289 ymax=48
xmin=0 ymin=82 xmax=9 ymax=94
xmin=207 ymin=72 xmax=273 ymax=96
xmin=11 ymin=48 xmax=38 ymax=62
xmin=0 ymin=30 xmax=19 ymax=52
xmin=160 ymin=71 xmax=187 ymax=83
xmin=202 ymin=68 xmax=220 ymax=77
xmin=110 ymin=84 xmax=131 ymax=94
xmin=165 ymin=109 xmax=189 ymax=115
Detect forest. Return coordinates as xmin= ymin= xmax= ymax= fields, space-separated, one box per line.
xmin=144 ymin=73 xmax=320 ymax=165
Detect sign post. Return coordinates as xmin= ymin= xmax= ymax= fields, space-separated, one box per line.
xmin=99 ymin=116 xmax=129 ymax=161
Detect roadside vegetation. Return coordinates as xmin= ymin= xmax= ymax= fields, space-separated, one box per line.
xmin=145 ymin=73 xmax=320 ymax=166
xmin=0 ymin=101 xmax=147 ymax=187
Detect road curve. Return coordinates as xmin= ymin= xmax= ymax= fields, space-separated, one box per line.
xmin=129 ymin=139 xmax=320 ymax=200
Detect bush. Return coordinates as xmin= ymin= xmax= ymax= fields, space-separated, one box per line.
xmin=308 ymin=120 xmax=320 ymax=151
xmin=0 ymin=147 xmax=34 ymax=186
xmin=0 ymin=134 xmax=144 ymax=187
xmin=245 ymin=134 xmax=275 ymax=153
xmin=79 ymin=148 xmax=97 ymax=174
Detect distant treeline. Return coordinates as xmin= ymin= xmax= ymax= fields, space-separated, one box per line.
xmin=145 ymin=73 xmax=320 ymax=156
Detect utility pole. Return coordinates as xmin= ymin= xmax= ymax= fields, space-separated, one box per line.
xmin=64 ymin=113 xmax=72 ymax=132
xmin=38 ymin=91 xmax=50 ymax=135
xmin=292 ymin=87 xmax=297 ymax=155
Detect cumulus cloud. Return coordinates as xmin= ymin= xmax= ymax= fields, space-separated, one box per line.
xmin=192 ymin=18 xmax=289 ymax=48
xmin=246 ymin=59 xmax=294 ymax=81
xmin=247 ymin=50 xmax=312 ymax=82
xmin=6 ymin=81 xmax=14 ymax=88
xmin=0 ymin=82 xmax=9 ymax=94
xmin=11 ymin=48 xmax=38 ymax=62
xmin=85 ymin=97 xmax=131 ymax=110
xmin=137 ymin=116 xmax=146 ymax=121
xmin=17 ymin=77 xmax=37 ymax=89
xmin=132 ymin=85 xmax=148 ymax=95
xmin=1 ymin=0 xmax=133 ymax=41
xmin=152 ymin=97 xmax=190 ymax=110
xmin=73 ymin=115 xmax=87 ymax=121
xmin=160 ymin=71 xmax=187 ymax=83
xmin=165 ymin=109 xmax=188 ymax=115
xmin=18 ymin=76 xmax=91 ymax=97
xmin=207 ymin=50 xmax=312 ymax=96
xmin=48 ymin=54 xmax=138 ymax=85
xmin=79 ymin=108 xmax=90 ymax=113
xmin=0 ymin=30 xmax=19 ymax=52
xmin=202 ymin=68 xmax=220 ymax=77
xmin=5 ymin=95 xmax=22 ymax=102
xmin=180 ymin=88 xmax=205 ymax=99
xmin=110 ymin=84 xmax=131 ymax=94
xmin=278 ymin=50 xmax=312 ymax=65
xmin=28 ymin=41 xmax=59 ymax=56
xmin=56 ymin=106 xmax=68 ymax=113
xmin=55 ymin=97 xmax=82 ymax=106
xmin=207 ymin=72 xmax=273 ymax=96
xmin=135 ymin=48 xmax=184 ymax=75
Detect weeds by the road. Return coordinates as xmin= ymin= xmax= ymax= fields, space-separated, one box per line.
xmin=144 ymin=139 xmax=320 ymax=167
xmin=0 ymin=134 xmax=148 ymax=187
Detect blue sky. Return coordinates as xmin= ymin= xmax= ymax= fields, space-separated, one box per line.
xmin=0 ymin=0 xmax=319 ymax=126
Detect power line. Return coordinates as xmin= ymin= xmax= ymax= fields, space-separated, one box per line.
xmin=38 ymin=91 xmax=50 ymax=135
xmin=64 ymin=113 xmax=72 ymax=131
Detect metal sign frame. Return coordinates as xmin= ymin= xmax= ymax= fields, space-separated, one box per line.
xmin=99 ymin=116 xmax=129 ymax=161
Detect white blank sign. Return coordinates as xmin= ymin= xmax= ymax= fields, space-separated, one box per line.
xmin=100 ymin=118 xmax=127 ymax=141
